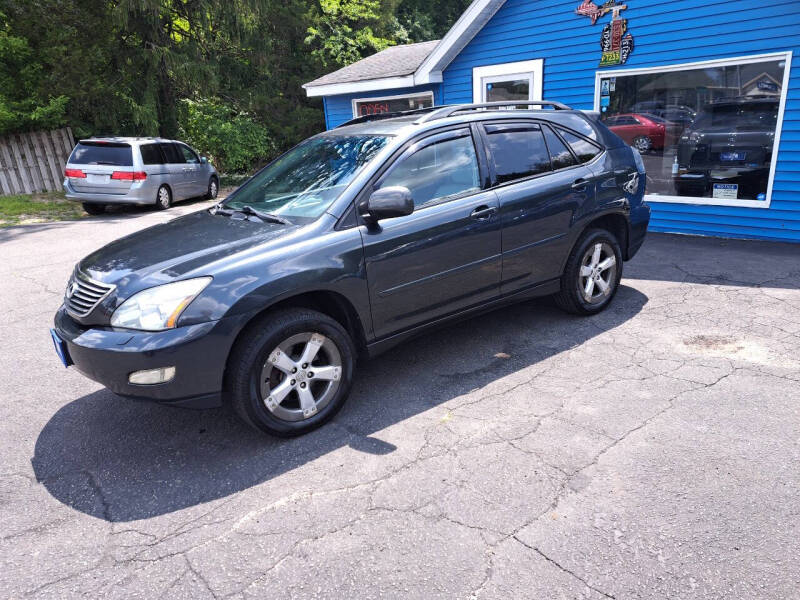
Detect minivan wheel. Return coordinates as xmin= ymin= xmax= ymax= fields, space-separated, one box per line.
xmin=226 ymin=308 xmax=355 ymax=436
xmin=82 ymin=202 xmax=105 ymax=215
xmin=206 ymin=177 xmax=218 ymax=200
xmin=156 ymin=185 xmax=171 ymax=210
xmin=553 ymin=228 xmax=622 ymax=315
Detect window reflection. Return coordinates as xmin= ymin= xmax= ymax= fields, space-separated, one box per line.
xmin=600 ymin=58 xmax=785 ymax=202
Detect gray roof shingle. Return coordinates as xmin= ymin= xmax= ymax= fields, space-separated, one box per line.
xmin=304 ymin=40 xmax=440 ymax=88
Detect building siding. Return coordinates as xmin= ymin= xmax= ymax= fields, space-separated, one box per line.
xmin=323 ymin=84 xmax=443 ymax=129
xmin=440 ymin=0 xmax=800 ymax=242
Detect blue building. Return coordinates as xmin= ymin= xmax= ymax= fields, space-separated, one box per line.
xmin=303 ymin=0 xmax=799 ymax=242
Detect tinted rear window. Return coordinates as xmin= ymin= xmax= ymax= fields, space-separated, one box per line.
xmin=159 ymin=143 xmax=184 ymax=163
xmin=485 ymin=124 xmax=551 ymax=184
xmin=557 ymin=128 xmax=602 ymax=163
xmin=140 ymin=143 xmax=164 ymax=165
xmin=543 ymin=126 xmax=577 ymax=170
xmin=69 ymin=142 xmax=132 ymax=166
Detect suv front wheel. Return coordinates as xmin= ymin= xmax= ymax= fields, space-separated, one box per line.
xmin=226 ymin=308 xmax=355 ymax=436
xmin=554 ymin=228 xmax=622 ymax=315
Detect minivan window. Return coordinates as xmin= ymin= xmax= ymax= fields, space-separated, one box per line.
xmin=542 ymin=126 xmax=577 ymax=170
xmin=558 ymin=129 xmax=602 ymax=163
xmin=69 ymin=142 xmax=132 ymax=166
xmin=226 ymin=133 xmax=389 ymax=219
xmin=159 ymin=143 xmax=183 ymax=164
xmin=485 ymin=124 xmax=551 ymax=184
xmin=378 ymin=133 xmax=480 ymax=208
xmin=140 ymin=143 xmax=164 ymax=165
xmin=179 ymin=144 xmax=199 ymax=164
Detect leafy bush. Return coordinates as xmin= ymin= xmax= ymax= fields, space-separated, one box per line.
xmin=178 ymin=99 xmax=275 ymax=174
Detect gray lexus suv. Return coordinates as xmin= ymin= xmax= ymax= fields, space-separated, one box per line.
xmin=52 ymin=101 xmax=650 ymax=437
xmin=63 ymin=137 xmax=219 ymax=214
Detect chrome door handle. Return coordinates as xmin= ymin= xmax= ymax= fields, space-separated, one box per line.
xmin=471 ymin=205 xmax=497 ymax=220
xmin=571 ymin=178 xmax=589 ymax=190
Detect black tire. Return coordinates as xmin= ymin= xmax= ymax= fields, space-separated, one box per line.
xmin=206 ymin=176 xmax=219 ymax=200
xmin=553 ymin=228 xmax=623 ymax=316
xmin=82 ymin=202 xmax=105 ymax=215
xmin=226 ymin=308 xmax=356 ymax=437
xmin=632 ymin=135 xmax=652 ymax=154
xmin=155 ymin=185 xmax=171 ymax=210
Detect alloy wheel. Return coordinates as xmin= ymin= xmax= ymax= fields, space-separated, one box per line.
xmin=577 ymin=242 xmax=617 ymax=304
xmin=259 ymin=332 xmax=342 ymax=422
xmin=633 ymin=136 xmax=652 ymax=154
xmin=210 ymin=179 xmax=218 ymax=199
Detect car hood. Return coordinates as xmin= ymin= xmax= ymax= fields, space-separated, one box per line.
xmin=79 ymin=210 xmax=301 ymax=288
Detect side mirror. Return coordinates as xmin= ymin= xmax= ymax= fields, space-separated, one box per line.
xmin=361 ymin=186 xmax=413 ymax=222
xmin=200 ymin=156 xmax=208 ymax=164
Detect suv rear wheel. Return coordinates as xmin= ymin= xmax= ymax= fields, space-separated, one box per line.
xmin=226 ymin=308 xmax=355 ymax=436
xmin=553 ymin=228 xmax=622 ymax=315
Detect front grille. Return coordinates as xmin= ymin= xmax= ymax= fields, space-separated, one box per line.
xmin=65 ymin=271 xmax=115 ymax=317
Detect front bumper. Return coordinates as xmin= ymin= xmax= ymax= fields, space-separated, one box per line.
xmin=52 ymin=307 xmax=245 ymax=408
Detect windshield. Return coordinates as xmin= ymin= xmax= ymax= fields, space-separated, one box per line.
xmin=225 ymin=133 xmax=390 ymax=219
xmin=692 ymin=102 xmax=778 ymax=130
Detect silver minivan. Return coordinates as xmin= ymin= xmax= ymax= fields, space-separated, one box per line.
xmin=63 ymin=137 xmax=219 ymax=214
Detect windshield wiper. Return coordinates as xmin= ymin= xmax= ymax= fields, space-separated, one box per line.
xmin=209 ymin=203 xmax=290 ymax=225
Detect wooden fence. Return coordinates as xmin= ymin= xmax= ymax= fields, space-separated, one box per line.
xmin=0 ymin=127 xmax=75 ymax=196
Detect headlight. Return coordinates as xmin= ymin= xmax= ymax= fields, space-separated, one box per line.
xmin=110 ymin=277 xmax=212 ymax=331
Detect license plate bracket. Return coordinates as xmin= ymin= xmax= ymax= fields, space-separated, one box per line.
xmin=50 ymin=328 xmax=72 ymax=368
xmin=87 ymin=173 xmax=109 ymax=184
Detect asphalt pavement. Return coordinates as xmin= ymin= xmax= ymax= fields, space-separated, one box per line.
xmin=1 ymin=199 xmax=799 ymax=599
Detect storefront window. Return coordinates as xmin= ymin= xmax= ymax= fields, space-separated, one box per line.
xmin=597 ymin=55 xmax=788 ymax=205
xmin=484 ymin=77 xmax=531 ymax=102
xmin=352 ymin=92 xmax=433 ymax=117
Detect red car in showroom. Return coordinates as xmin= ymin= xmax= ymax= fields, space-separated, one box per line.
xmin=605 ymin=113 xmax=678 ymax=154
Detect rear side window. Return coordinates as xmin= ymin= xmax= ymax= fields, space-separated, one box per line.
xmin=542 ymin=126 xmax=577 ymax=170
xmin=557 ymin=128 xmax=602 ymax=163
xmin=140 ymin=143 xmax=164 ymax=165
xmin=69 ymin=142 xmax=132 ymax=166
xmin=485 ymin=123 xmax=551 ymax=184
xmin=159 ymin=143 xmax=184 ymax=164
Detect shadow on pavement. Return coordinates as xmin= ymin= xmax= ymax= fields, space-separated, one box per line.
xmin=33 ymin=286 xmax=647 ymax=522
xmin=627 ymin=233 xmax=800 ymax=289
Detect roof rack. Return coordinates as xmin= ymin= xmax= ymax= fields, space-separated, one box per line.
xmin=335 ymin=100 xmax=572 ymax=128
xmin=415 ymin=100 xmax=571 ymax=123
xmin=336 ymin=106 xmax=442 ymax=128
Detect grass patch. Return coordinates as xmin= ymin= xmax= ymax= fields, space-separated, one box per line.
xmin=0 ymin=192 xmax=85 ymax=227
